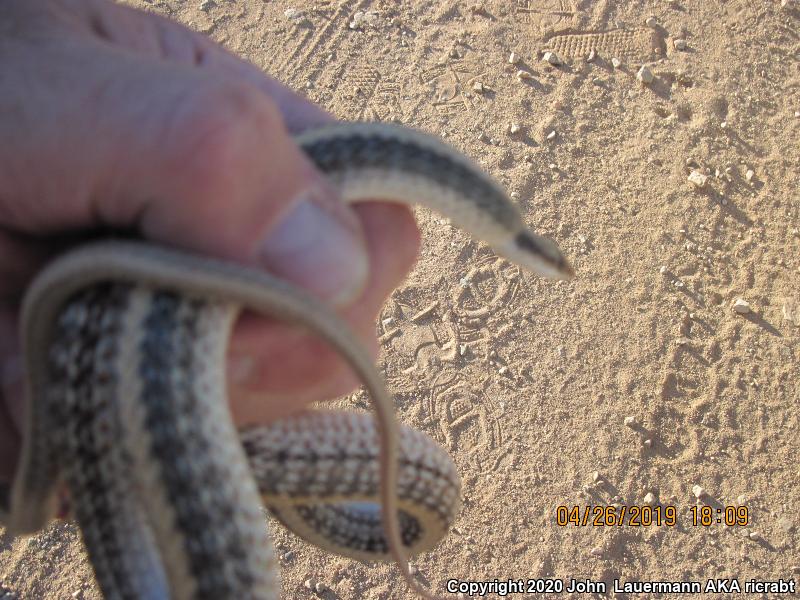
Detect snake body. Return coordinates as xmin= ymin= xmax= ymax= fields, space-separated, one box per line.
xmin=0 ymin=123 xmax=572 ymax=599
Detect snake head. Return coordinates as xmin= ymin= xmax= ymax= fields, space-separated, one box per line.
xmin=501 ymin=231 xmax=575 ymax=280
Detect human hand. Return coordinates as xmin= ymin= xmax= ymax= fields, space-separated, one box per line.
xmin=0 ymin=0 xmax=420 ymax=481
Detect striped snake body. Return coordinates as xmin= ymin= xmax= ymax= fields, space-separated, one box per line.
xmin=0 ymin=123 xmax=572 ymax=599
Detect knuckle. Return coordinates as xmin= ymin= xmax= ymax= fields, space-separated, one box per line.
xmin=168 ymin=81 xmax=283 ymax=190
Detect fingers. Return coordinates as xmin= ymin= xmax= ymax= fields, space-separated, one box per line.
xmin=0 ymin=0 xmax=423 ymax=442
xmin=76 ymin=0 xmax=334 ymax=133
xmin=0 ymin=29 xmax=370 ymax=304
xmin=227 ymin=202 xmax=420 ymax=426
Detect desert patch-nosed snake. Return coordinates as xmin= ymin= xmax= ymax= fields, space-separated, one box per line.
xmin=0 ymin=122 xmax=573 ymax=599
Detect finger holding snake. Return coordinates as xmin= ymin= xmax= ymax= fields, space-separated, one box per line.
xmin=0 ymin=0 xmax=419 ymax=481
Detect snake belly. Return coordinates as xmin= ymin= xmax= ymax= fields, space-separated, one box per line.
xmin=3 ymin=122 xmax=573 ymax=600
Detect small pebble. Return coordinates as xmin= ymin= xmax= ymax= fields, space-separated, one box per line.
xmin=643 ymin=438 xmax=653 ymax=448
xmin=508 ymin=122 xmax=521 ymax=134
xmin=592 ymin=471 xmax=601 ymax=482
xmin=304 ymin=578 xmax=316 ymax=590
xmin=509 ymin=52 xmax=520 ymax=64
xmin=748 ymin=531 xmax=761 ymax=541
xmin=636 ymin=65 xmax=654 ymax=84
xmin=645 ymin=16 xmax=658 ymax=27
xmin=611 ymin=57 xmax=622 ymax=68
xmin=673 ymin=38 xmax=688 ymax=51
xmin=590 ymin=546 xmax=604 ymax=557
xmin=284 ymin=8 xmax=303 ymax=20
xmin=644 ymin=492 xmax=656 ymax=505
xmin=624 ymin=416 xmax=636 ymax=427
xmin=692 ymin=484 xmax=706 ymax=499
xmin=546 ymin=130 xmax=557 ymax=140
xmin=745 ymin=169 xmax=755 ymax=182
xmin=732 ymin=298 xmax=751 ymax=314
xmin=688 ymin=170 xmax=708 ymax=188
xmin=472 ymin=81 xmax=485 ymax=93
xmin=517 ymin=69 xmax=533 ymax=80
xmin=587 ymin=49 xmax=596 ymax=62
xmin=659 ymin=265 xmax=668 ymax=274
xmin=543 ymin=51 xmax=562 ymax=66
xmin=200 ymin=0 xmax=216 ymax=11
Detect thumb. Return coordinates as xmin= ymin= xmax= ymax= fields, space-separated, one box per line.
xmin=8 ymin=39 xmax=368 ymax=305
xmin=105 ymin=65 xmax=369 ymax=306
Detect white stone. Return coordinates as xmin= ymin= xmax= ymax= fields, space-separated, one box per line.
xmin=543 ymin=51 xmax=562 ymax=65
xmin=517 ymin=69 xmax=533 ymax=80
xmin=509 ymin=52 xmax=520 ymax=64
xmin=745 ymin=169 xmax=755 ymax=182
xmin=688 ymin=170 xmax=708 ymax=188
xmin=624 ymin=416 xmax=636 ymax=427
xmin=637 ymin=65 xmax=654 ymax=84
xmin=587 ymin=49 xmax=597 ymax=62
xmin=546 ymin=130 xmax=557 ymax=140
xmin=644 ymin=492 xmax=656 ymax=505
xmin=646 ymin=16 xmax=658 ymax=27
xmin=692 ymin=485 xmax=706 ymax=499
xmin=732 ymin=298 xmax=751 ymax=314
xmin=284 ymin=8 xmax=303 ymax=20
xmin=472 ymin=81 xmax=485 ymax=93
xmin=611 ymin=57 xmax=622 ymax=68
xmin=509 ymin=122 xmax=521 ymax=134
xmin=674 ymin=38 xmax=688 ymax=51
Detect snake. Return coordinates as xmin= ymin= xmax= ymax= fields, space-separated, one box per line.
xmin=0 ymin=122 xmax=573 ymax=599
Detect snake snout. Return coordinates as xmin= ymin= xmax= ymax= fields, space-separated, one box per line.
xmin=511 ymin=231 xmax=575 ymax=280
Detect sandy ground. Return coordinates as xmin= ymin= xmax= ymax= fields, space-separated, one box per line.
xmin=1 ymin=0 xmax=799 ymax=598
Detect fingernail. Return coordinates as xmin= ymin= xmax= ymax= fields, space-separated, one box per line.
xmin=259 ymin=185 xmax=368 ymax=305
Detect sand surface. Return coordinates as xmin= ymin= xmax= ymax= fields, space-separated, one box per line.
xmin=2 ymin=0 xmax=798 ymax=598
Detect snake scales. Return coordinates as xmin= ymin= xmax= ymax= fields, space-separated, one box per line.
xmin=0 ymin=122 xmax=573 ymax=599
